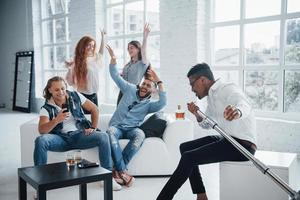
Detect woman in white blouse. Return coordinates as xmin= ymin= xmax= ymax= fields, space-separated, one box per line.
xmin=66 ymin=30 xmax=106 ymax=113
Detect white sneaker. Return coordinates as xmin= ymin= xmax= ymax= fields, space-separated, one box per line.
xmin=112 ymin=178 xmax=122 ymax=191
xmin=33 ymin=192 xmax=37 ymax=200
xmin=100 ymin=178 xmax=122 ymax=191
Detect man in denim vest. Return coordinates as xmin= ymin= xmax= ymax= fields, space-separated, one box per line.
xmin=34 ymin=76 xmax=122 ymax=191
xmin=106 ymin=45 xmax=167 ymax=187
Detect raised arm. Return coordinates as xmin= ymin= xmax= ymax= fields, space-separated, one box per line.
xmin=147 ymin=68 xmax=164 ymax=92
xmin=98 ymin=29 xmax=106 ymax=55
xmin=147 ymin=69 xmax=167 ymax=113
xmin=106 ymin=45 xmax=131 ymax=93
xmin=141 ymin=23 xmax=150 ymax=64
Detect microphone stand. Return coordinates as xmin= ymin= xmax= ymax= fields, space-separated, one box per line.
xmin=196 ymin=110 xmax=300 ymax=200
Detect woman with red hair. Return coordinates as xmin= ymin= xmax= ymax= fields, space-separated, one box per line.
xmin=66 ymin=30 xmax=106 ymax=113
xmin=66 ymin=30 xmax=106 ymax=114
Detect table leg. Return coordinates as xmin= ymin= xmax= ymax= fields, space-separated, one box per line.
xmin=104 ymin=176 xmax=112 ymax=200
xmin=18 ymin=176 xmax=27 ymax=200
xmin=37 ymin=189 xmax=46 ymax=200
xmin=79 ymin=183 xmax=87 ymax=200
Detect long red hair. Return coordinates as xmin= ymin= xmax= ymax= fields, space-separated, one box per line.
xmin=74 ymin=36 xmax=96 ymax=90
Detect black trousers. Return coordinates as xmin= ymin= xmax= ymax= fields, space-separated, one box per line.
xmin=157 ymin=135 xmax=256 ymax=200
xmin=81 ymin=93 xmax=98 ymax=114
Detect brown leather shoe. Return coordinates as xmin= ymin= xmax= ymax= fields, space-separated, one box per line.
xmin=119 ymin=171 xmax=135 ymax=187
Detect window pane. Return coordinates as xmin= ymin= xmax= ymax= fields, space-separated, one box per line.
xmin=146 ymin=0 xmax=159 ymax=32
xmin=41 ymin=0 xmax=53 ymax=18
xmin=68 ymin=45 xmax=72 ymax=59
xmin=284 ymin=71 xmax=300 ymax=112
xmin=125 ymin=1 xmax=144 ymax=34
xmin=55 ymin=45 xmax=67 ymax=68
xmin=244 ymin=21 xmax=280 ymax=65
xmin=148 ymin=35 xmax=160 ymax=69
xmin=44 ymin=71 xmax=66 ymax=82
xmin=66 ymin=17 xmax=70 ymax=41
xmin=42 ymin=21 xmax=53 ymax=44
xmin=213 ymin=70 xmax=239 ymax=85
xmin=55 ymin=18 xmax=66 ymax=43
xmin=287 ymin=0 xmax=300 ymax=13
xmin=245 ymin=71 xmax=279 ymax=111
xmin=54 ymin=0 xmax=64 ymax=14
xmin=214 ymin=26 xmax=239 ymax=65
xmin=43 ymin=47 xmax=54 ymax=69
xmin=107 ymin=6 xmax=123 ymax=36
xmin=285 ymin=18 xmax=300 ymax=64
xmin=245 ymin=0 xmax=280 ymax=18
xmin=213 ymin=0 xmax=240 ymax=22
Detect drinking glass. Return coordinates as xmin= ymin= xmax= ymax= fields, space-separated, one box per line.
xmin=66 ymin=151 xmax=75 ymax=168
xmin=74 ymin=150 xmax=82 ymax=164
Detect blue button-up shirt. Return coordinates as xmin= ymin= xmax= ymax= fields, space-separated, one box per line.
xmin=109 ymin=63 xmax=167 ymax=128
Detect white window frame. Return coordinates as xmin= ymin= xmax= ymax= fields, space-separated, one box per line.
xmin=209 ymin=0 xmax=300 ymax=120
xmin=37 ymin=0 xmax=71 ymax=97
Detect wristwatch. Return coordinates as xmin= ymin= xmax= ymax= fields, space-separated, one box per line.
xmin=156 ymin=81 xmax=163 ymax=85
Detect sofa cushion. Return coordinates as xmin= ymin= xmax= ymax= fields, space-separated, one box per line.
xmin=139 ymin=113 xmax=167 ymax=138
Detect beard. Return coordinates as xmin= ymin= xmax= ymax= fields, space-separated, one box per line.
xmin=196 ymin=93 xmax=203 ymax=100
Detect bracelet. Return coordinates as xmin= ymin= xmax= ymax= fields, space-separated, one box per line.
xmin=156 ymin=81 xmax=163 ymax=85
xmin=237 ymin=109 xmax=242 ymax=118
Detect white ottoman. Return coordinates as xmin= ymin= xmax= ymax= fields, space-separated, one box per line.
xmin=220 ymin=150 xmax=299 ymax=200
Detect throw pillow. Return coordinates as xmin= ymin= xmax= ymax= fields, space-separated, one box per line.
xmin=139 ymin=113 xmax=167 ymax=138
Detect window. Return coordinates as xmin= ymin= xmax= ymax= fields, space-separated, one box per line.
xmin=210 ymin=0 xmax=300 ymax=118
xmin=35 ymin=0 xmax=71 ymax=97
xmin=106 ymin=0 xmax=160 ymax=101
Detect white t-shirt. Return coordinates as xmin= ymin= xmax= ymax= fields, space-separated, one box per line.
xmin=66 ymin=53 xmax=103 ymax=95
xmin=78 ymin=53 xmax=102 ymax=95
xmin=40 ymin=92 xmax=87 ymax=133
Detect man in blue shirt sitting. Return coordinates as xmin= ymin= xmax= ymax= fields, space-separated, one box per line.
xmin=106 ymin=45 xmax=167 ymax=187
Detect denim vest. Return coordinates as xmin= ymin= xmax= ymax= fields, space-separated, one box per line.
xmin=42 ymin=91 xmax=92 ymax=134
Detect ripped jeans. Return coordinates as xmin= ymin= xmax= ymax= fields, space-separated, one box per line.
xmin=107 ymin=126 xmax=145 ymax=171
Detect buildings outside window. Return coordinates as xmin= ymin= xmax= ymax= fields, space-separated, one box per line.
xmin=210 ymin=0 xmax=300 ymax=118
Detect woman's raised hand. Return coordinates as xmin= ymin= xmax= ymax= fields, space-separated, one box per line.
xmin=101 ymin=29 xmax=106 ymax=37
xmin=64 ymin=60 xmax=74 ymax=68
xmin=106 ymin=45 xmax=116 ymax=64
xmin=143 ymin=23 xmax=151 ymax=38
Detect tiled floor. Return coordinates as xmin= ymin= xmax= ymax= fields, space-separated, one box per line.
xmin=0 ymin=109 xmax=219 ymax=200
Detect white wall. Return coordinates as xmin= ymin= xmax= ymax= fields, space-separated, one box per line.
xmin=160 ymin=0 xmax=202 ymax=113
xmin=0 ymin=0 xmax=33 ymax=109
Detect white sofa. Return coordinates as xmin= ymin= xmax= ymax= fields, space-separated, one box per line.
xmin=20 ymin=114 xmax=194 ymax=176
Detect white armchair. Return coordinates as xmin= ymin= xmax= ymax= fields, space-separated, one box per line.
xmin=20 ymin=114 xmax=194 ymax=176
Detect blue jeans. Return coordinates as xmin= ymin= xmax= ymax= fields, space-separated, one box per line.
xmin=107 ymin=126 xmax=145 ymax=171
xmin=33 ymin=130 xmax=113 ymax=170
